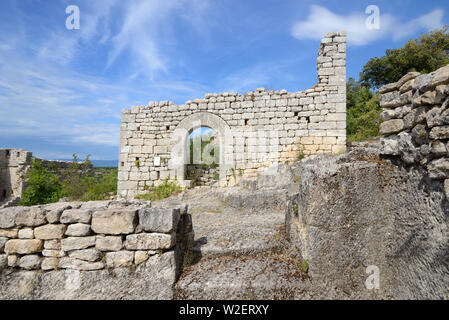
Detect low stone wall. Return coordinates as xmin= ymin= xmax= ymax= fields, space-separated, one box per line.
xmin=378 ymin=65 xmax=449 ymax=196
xmin=0 ymin=148 xmax=94 ymax=208
xmin=186 ymin=164 xmax=219 ymax=186
xmin=0 ymin=200 xmax=193 ymax=299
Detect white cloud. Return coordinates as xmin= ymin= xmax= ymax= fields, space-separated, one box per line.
xmin=107 ymin=0 xmax=211 ymax=78
xmin=291 ymin=5 xmax=445 ymax=46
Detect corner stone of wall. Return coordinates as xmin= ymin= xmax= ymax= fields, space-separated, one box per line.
xmin=0 ymin=200 xmax=193 ymax=299
xmin=378 ymin=64 xmax=449 ymax=197
xmin=118 ymin=31 xmax=347 ymax=199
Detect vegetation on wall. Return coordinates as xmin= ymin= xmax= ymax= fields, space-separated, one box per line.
xmin=135 ymin=179 xmax=183 ymax=201
xmin=347 ymin=26 xmax=449 ymax=142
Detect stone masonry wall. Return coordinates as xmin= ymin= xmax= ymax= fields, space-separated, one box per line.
xmin=0 ymin=148 xmax=93 ymax=207
xmin=0 ymin=149 xmax=32 ymax=204
xmin=0 ymin=200 xmax=193 ymax=299
xmin=186 ymin=164 xmax=220 ymax=186
xmin=378 ymin=64 xmax=449 ymax=195
xmin=118 ymin=31 xmax=347 ymax=199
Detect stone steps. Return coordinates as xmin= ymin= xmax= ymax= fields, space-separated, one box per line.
xmin=174 ymin=255 xmax=311 ymax=300
xmin=154 ymin=185 xmax=310 ymax=299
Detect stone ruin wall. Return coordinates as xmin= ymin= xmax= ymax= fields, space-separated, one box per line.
xmin=0 ymin=148 xmax=93 ymax=207
xmin=0 ymin=200 xmax=193 ymax=299
xmin=0 ymin=149 xmax=32 ymax=204
xmin=378 ymin=64 xmax=449 ymax=193
xmin=118 ymin=31 xmax=347 ymax=199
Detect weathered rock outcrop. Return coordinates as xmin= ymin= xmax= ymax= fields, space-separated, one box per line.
xmin=286 ymin=149 xmax=449 ymax=299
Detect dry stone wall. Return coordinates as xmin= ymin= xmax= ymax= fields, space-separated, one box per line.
xmin=378 ymin=64 xmax=449 ymax=196
xmin=0 ymin=200 xmax=193 ymax=299
xmin=118 ymin=31 xmax=347 ymax=199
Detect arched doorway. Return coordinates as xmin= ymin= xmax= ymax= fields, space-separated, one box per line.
xmin=187 ymin=127 xmax=219 ymax=186
xmin=169 ymin=112 xmax=230 ymax=186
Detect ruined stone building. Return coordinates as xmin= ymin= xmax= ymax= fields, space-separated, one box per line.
xmin=0 ymin=149 xmax=93 ymax=207
xmin=118 ymin=31 xmax=347 ymax=199
xmin=0 ymin=149 xmax=32 ymax=205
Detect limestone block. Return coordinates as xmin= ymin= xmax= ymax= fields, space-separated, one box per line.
xmin=44 ymin=240 xmax=61 ymax=250
xmin=18 ymin=228 xmax=34 ymax=239
xmin=124 ymin=233 xmax=175 ymax=250
xmin=58 ymin=257 xmax=104 ymax=271
xmin=105 ymin=251 xmax=134 ymax=267
xmin=404 ymin=107 xmax=426 ymax=129
xmin=428 ymin=158 xmax=449 ymax=179
xmin=379 ymin=91 xmax=402 ymax=108
xmin=380 ymin=136 xmax=400 ymax=156
xmin=15 ymin=207 xmax=46 ymax=227
xmin=91 ymin=209 xmax=137 ymax=235
xmin=0 ymin=229 xmax=18 ymax=238
xmin=69 ymin=249 xmax=102 ymax=262
xmin=380 ymin=119 xmax=404 ymax=135
xmin=60 ymin=209 xmax=92 ymax=224
xmin=19 ymin=255 xmax=41 ymax=270
xmin=61 ymin=236 xmax=96 ymax=251
xmin=34 ymin=224 xmax=66 ymax=240
xmin=134 ymin=251 xmax=149 ymax=265
xmin=411 ymin=124 xmax=428 ymax=145
xmin=7 ymin=255 xmax=18 ymax=267
xmin=4 ymin=239 xmax=43 ymax=254
xmin=426 ymin=105 xmax=449 ymax=128
xmin=429 ymin=126 xmax=449 ymax=140
xmin=430 ymin=141 xmax=447 ymax=156
xmin=380 ymin=110 xmax=395 ymax=121
xmin=138 ymin=208 xmax=181 ymax=234
xmin=43 ymin=203 xmax=73 ymax=224
xmin=42 ymin=249 xmax=65 ymax=257
xmin=41 ymin=257 xmax=59 ymax=270
xmin=414 ymin=91 xmax=436 ymax=106
xmin=65 ymin=223 xmax=91 ymax=236
xmin=96 ymin=236 xmax=123 ymax=251
xmin=0 ymin=207 xmax=18 ymax=228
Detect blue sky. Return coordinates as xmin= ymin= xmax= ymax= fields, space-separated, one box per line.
xmin=0 ymin=0 xmax=448 ymax=160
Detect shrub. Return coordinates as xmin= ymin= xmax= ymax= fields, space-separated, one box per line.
xmin=61 ymin=154 xmax=93 ymax=200
xmin=78 ymin=169 xmax=118 ymax=201
xmin=19 ymin=159 xmax=64 ymax=206
xmin=135 ymin=179 xmax=182 ymax=201
xmin=346 ymin=78 xmax=382 ymax=142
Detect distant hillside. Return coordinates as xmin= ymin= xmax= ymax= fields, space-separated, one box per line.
xmin=55 ymin=159 xmax=118 ymax=168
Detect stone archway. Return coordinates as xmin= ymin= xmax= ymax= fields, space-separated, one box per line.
xmin=170 ymin=112 xmax=230 ymax=186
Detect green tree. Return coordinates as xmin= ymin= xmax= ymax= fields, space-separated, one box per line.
xmin=360 ymin=26 xmax=449 ymax=88
xmin=346 ymin=78 xmax=382 ymax=142
xmin=62 ymin=154 xmax=93 ymax=200
xmin=19 ymin=159 xmax=64 ymax=206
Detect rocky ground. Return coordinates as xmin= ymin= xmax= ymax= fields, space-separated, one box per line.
xmin=152 ymin=186 xmax=311 ymax=299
